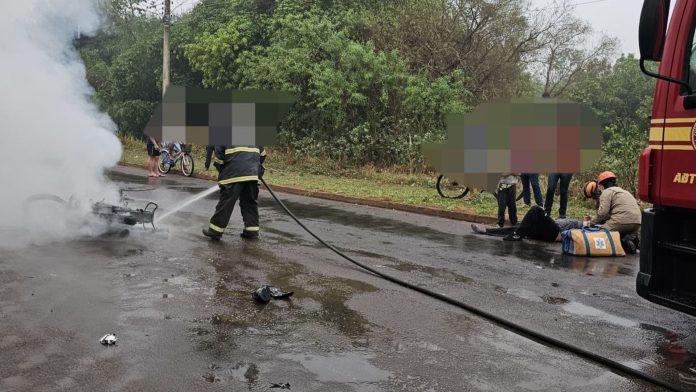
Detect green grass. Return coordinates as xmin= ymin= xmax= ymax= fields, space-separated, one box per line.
xmin=119 ymin=135 xmax=598 ymax=220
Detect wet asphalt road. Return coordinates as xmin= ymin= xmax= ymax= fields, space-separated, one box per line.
xmin=2 ymin=165 xmax=696 ymax=392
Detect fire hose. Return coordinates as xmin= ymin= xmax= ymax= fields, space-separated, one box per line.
xmin=259 ymin=177 xmax=683 ymax=392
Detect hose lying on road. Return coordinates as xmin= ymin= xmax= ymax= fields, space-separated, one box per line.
xmin=260 ymin=178 xmax=683 ymax=392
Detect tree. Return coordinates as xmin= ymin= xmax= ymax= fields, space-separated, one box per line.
xmin=79 ymin=3 xmax=164 ymax=136
xmin=566 ymin=54 xmax=654 ymax=193
xmin=566 ymin=55 xmax=653 ymax=132
xmin=530 ymin=0 xmax=617 ymax=98
xmin=368 ymin=0 xmax=558 ymax=102
xmin=184 ymin=16 xmax=261 ymax=89
xmin=244 ymin=6 xmax=469 ymax=165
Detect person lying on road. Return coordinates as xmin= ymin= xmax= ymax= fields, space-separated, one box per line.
xmin=471 ymin=205 xmax=581 ymax=242
xmin=471 ymin=181 xmax=601 ymax=242
xmin=471 ymin=171 xmax=641 ymax=253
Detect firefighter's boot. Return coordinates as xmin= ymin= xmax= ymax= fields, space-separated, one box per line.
xmin=240 ymin=229 xmax=259 ymax=240
xmin=202 ymin=227 xmax=222 ymax=241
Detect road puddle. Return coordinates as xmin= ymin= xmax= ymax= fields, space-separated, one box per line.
xmin=278 ymin=352 xmax=391 ymax=384
xmin=204 ymin=245 xmax=378 ymax=341
xmin=551 ymin=257 xmax=634 ymax=277
xmin=457 ymin=235 xmax=637 ymax=275
xmin=506 ymin=288 xmax=543 ymax=302
xmin=199 ymin=362 xmax=260 ymax=388
xmin=561 ymin=301 xmax=637 ymax=328
xmin=263 ymin=227 xmax=309 ymax=246
xmin=500 ymin=287 xmax=569 ymax=305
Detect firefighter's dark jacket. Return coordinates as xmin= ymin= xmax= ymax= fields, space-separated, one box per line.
xmin=206 ymin=145 xmax=266 ymax=185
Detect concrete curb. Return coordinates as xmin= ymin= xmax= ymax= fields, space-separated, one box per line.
xmin=117 ymin=161 xmax=497 ymax=224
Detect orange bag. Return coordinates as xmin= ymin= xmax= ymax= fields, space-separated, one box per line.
xmin=561 ymin=227 xmax=625 ymax=257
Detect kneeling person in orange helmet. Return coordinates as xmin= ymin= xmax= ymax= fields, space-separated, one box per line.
xmin=590 ymin=171 xmax=641 ymax=236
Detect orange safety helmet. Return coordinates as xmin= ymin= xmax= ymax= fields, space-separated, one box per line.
xmin=583 ymin=181 xmax=598 ymax=199
xmin=597 ymin=171 xmax=617 ymax=184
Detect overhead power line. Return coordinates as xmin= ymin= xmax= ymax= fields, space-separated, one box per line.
xmin=570 ymin=0 xmax=611 ymax=7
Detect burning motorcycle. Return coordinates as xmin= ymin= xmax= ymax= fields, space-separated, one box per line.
xmin=24 ymin=191 xmax=158 ymax=236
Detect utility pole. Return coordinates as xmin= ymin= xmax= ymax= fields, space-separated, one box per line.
xmin=162 ymin=0 xmax=171 ymax=97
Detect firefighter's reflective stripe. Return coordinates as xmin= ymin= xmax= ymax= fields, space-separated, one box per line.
xmin=225 ymin=147 xmax=260 ymax=155
xmin=209 ymin=223 xmax=226 ymax=233
xmin=218 ymin=175 xmax=259 ymax=185
xmin=245 ymin=226 xmax=260 ymax=232
xmin=260 ymin=149 xmax=267 ymax=157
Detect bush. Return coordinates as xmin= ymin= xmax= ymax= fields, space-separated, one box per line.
xmin=109 ymin=100 xmax=158 ymax=137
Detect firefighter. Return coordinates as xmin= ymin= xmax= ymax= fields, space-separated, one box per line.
xmin=590 ymin=171 xmax=642 ymax=237
xmin=202 ymin=145 xmax=266 ymax=240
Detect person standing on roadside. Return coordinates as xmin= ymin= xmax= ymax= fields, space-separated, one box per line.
xmin=496 ymin=173 xmax=518 ymax=228
xmin=544 ymin=173 xmax=572 ymax=218
xmin=520 ymin=173 xmax=543 ymax=207
xmin=146 ymin=136 xmax=162 ymax=177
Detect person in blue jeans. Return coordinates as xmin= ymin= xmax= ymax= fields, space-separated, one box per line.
xmin=544 ymin=173 xmax=573 ymax=218
xmin=520 ymin=173 xmax=543 ymax=207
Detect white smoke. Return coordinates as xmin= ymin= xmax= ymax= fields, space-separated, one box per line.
xmin=0 ymin=0 xmax=122 ymax=245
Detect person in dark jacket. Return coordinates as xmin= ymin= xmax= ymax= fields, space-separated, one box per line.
xmin=202 ymin=145 xmax=266 ymax=240
xmin=471 ymin=205 xmax=582 ymax=242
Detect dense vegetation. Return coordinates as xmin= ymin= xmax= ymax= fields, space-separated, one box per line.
xmin=79 ymin=0 xmax=655 ymax=192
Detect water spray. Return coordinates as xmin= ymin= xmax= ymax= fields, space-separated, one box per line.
xmin=155 ymin=185 xmax=219 ymax=225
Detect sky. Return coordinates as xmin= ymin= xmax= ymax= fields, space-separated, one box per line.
xmin=531 ymin=0 xmax=643 ymax=55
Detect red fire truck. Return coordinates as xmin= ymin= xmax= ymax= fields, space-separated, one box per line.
xmin=637 ymin=0 xmax=696 ymax=316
